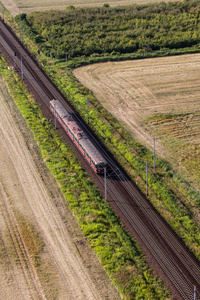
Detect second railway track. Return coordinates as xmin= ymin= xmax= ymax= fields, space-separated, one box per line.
xmin=1 ymin=18 xmax=200 ymax=300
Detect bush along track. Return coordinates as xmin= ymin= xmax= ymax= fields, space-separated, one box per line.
xmin=0 ymin=56 xmax=171 ymax=299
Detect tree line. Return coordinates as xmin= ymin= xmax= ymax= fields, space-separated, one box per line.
xmin=16 ymin=0 xmax=200 ymax=60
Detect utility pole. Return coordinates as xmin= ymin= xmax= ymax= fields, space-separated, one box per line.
xmin=148 ymin=137 xmax=159 ymax=172
xmin=104 ymin=167 xmax=107 ymax=201
xmin=21 ymin=54 xmax=23 ymax=80
xmin=194 ymin=286 xmax=197 ymax=300
xmin=54 ymin=102 xmax=57 ymax=129
xmin=146 ymin=162 xmax=148 ymax=196
xmin=13 ymin=51 xmax=17 ymax=70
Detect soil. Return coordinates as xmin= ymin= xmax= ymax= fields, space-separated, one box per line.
xmin=73 ymin=54 xmax=200 ymax=186
xmin=0 ymin=77 xmax=122 ymax=299
xmin=1 ymin=0 xmax=19 ymax=16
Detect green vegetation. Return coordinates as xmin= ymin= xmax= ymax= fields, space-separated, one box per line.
xmin=0 ymin=55 xmax=171 ymax=299
xmin=2 ymin=1 xmax=200 ymax=297
xmin=14 ymin=0 xmax=200 ymax=67
xmin=9 ymin=0 xmax=200 ymax=268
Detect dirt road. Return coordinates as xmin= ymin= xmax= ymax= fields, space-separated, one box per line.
xmin=0 ymin=77 xmax=121 ymax=299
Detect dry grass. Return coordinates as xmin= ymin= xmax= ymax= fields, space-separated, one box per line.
xmin=73 ymin=53 xmax=200 ymax=190
xmin=6 ymin=0 xmax=179 ymax=14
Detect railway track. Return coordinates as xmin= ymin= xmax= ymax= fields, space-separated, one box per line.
xmin=0 ymin=18 xmax=200 ymax=299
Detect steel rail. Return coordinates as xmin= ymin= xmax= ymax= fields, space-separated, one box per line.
xmin=106 ymin=180 xmax=193 ymax=299
xmin=0 ymin=18 xmax=200 ymax=299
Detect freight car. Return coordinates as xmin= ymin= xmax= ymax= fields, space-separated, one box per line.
xmin=50 ymin=100 xmax=107 ymax=173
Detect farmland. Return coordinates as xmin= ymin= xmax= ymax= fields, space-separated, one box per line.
xmin=73 ymin=54 xmax=200 ymax=190
xmin=7 ymin=0 xmax=200 ymax=272
xmin=1 ymin=0 xmax=200 ymax=298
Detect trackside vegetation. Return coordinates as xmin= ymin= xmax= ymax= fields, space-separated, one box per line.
xmin=0 ymin=56 xmax=171 ymax=299
xmin=1 ymin=1 xmax=200 ymax=297
xmin=49 ymin=68 xmax=200 ymax=261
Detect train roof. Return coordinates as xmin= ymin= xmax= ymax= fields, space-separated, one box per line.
xmin=79 ymin=137 xmax=105 ymax=165
xmin=50 ymin=100 xmax=72 ymax=119
xmin=50 ymin=99 xmax=106 ymax=165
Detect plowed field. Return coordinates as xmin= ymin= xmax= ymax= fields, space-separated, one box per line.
xmin=73 ymin=54 xmax=200 ymax=189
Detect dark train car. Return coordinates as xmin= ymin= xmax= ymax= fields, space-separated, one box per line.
xmin=50 ymin=100 xmax=107 ymax=173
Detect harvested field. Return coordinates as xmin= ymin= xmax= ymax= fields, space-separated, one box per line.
xmin=1 ymin=0 xmax=180 ymax=15
xmin=0 ymin=77 xmax=121 ymax=299
xmin=73 ymin=53 xmax=200 ymax=190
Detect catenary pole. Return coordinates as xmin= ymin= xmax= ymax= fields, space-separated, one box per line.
xmin=21 ymin=54 xmax=23 ymax=80
xmin=54 ymin=102 xmax=57 ymax=129
xmin=194 ymin=286 xmax=197 ymax=300
xmin=148 ymin=137 xmax=160 ymax=172
xmin=104 ymin=167 xmax=107 ymax=201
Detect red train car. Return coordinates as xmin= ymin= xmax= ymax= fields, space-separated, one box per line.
xmin=50 ymin=100 xmax=107 ymax=173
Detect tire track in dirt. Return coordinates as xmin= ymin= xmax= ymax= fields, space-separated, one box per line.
xmin=0 ymin=181 xmax=47 ymax=300
xmin=0 ymin=77 xmax=121 ymax=300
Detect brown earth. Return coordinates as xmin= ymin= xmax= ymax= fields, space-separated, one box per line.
xmin=73 ymin=54 xmax=200 ymax=189
xmin=0 ymin=77 xmax=122 ymax=299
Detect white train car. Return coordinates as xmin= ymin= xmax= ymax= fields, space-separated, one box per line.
xmin=50 ymin=100 xmax=107 ymax=173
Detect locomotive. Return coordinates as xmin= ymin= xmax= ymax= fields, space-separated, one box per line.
xmin=50 ymin=100 xmax=107 ymax=173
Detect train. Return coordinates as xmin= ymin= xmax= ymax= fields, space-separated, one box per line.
xmin=50 ymin=100 xmax=107 ymax=173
